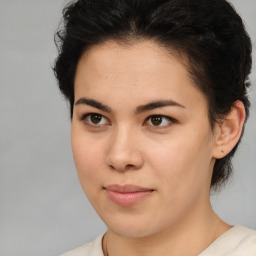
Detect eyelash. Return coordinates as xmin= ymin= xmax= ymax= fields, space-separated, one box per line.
xmin=79 ymin=113 xmax=176 ymax=129
xmin=145 ymin=115 xmax=176 ymax=128
xmin=79 ymin=113 xmax=109 ymax=128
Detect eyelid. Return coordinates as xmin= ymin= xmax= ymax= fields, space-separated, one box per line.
xmin=78 ymin=113 xmax=176 ymax=129
xmin=79 ymin=112 xmax=110 ymax=127
xmin=144 ymin=114 xmax=176 ymax=128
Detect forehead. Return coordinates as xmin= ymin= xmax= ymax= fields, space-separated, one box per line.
xmin=77 ymin=40 xmax=184 ymax=81
xmin=74 ymin=40 xmax=208 ymax=112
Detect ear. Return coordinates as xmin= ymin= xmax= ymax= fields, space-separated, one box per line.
xmin=212 ymin=100 xmax=246 ymax=159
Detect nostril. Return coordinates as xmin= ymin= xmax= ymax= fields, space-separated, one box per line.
xmin=106 ymin=148 xmax=144 ymax=171
xmin=109 ymin=164 xmax=115 ymax=170
xmin=107 ymin=163 xmax=138 ymax=172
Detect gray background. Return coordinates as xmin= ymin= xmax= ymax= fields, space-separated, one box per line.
xmin=0 ymin=0 xmax=255 ymax=255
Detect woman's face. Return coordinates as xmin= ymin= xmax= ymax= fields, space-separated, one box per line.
xmin=72 ymin=40 xmax=217 ymax=238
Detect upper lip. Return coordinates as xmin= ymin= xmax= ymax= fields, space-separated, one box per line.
xmin=104 ymin=184 xmax=154 ymax=193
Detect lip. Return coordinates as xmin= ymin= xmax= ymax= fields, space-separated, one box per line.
xmin=104 ymin=184 xmax=154 ymax=207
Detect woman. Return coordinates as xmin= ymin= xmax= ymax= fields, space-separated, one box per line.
xmin=54 ymin=0 xmax=256 ymax=255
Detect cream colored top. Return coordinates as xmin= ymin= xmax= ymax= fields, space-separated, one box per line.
xmin=60 ymin=225 xmax=256 ymax=256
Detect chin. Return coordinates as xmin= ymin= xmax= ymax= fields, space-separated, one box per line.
xmin=102 ymin=213 xmax=166 ymax=238
xmin=109 ymin=225 xmax=156 ymax=238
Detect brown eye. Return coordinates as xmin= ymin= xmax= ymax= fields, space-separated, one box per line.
xmin=146 ymin=115 xmax=174 ymax=128
xmin=82 ymin=113 xmax=109 ymax=126
xmin=90 ymin=114 xmax=102 ymax=124
xmin=151 ymin=116 xmax=163 ymax=126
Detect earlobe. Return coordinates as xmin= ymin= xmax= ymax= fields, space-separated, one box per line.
xmin=212 ymin=100 xmax=246 ymax=159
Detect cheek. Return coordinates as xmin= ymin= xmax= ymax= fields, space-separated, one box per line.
xmin=149 ymin=141 xmax=212 ymax=223
xmin=71 ymin=135 xmax=109 ymax=212
xmin=71 ymin=131 xmax=105 ymax=186
xmin=147 ymin=131 xmax=213 ymax=195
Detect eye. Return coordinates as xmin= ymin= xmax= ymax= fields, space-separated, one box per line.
xmin=81 ymin=113 xmax=109 ymax=127
xmin=145 ymin=115 xmax=175 ymax=128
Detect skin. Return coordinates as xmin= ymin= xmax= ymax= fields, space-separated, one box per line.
xmin=71 ymin=40 xmax=244 ymax=256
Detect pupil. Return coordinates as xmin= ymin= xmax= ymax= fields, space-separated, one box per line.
xmin=91 ymin=114 xmax=102 ymax=124
xmin=151 ymin=116 xmax=162 ymax=126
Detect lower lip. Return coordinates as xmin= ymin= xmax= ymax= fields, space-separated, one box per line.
xmin=105 ymin=189 xmax=153 ymax=207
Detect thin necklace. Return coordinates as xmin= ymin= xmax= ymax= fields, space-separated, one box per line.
xmin=105 ymin=242 xmax=109 ymax=256
xmin=103 ymin=233 xmax=109 ymax=256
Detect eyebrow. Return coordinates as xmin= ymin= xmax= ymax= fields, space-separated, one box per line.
xmin=75 ymin=98 xmax=112 ymax=113
xmin=135 ymin=100 xmax=185 ymax=114
xmin=74 ymin=97 xmax=185 ymax=114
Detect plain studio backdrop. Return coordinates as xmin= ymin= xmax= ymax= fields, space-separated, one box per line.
xmin=0 ymin=0 xmax=255 ymax=255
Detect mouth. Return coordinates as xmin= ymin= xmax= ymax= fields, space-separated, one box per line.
xmin=103 ymin=184 xmax=155 ymax=207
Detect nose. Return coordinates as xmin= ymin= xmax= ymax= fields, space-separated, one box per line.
xmin=106 ymin=126 xmax=144 ymax=172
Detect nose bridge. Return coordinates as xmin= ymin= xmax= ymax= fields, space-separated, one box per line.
xmin=106 ymin=124 xmax=143 ymax=171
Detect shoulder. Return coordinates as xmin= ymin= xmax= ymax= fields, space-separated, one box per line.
xmin=200 ymin=225 xmax=256 ymax=256
xmin=60 ymin=233 xmax=105 ymax=256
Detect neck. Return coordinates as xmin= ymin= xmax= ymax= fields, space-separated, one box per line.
xmin=103 ymin=203 xmax=231 ymax=256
